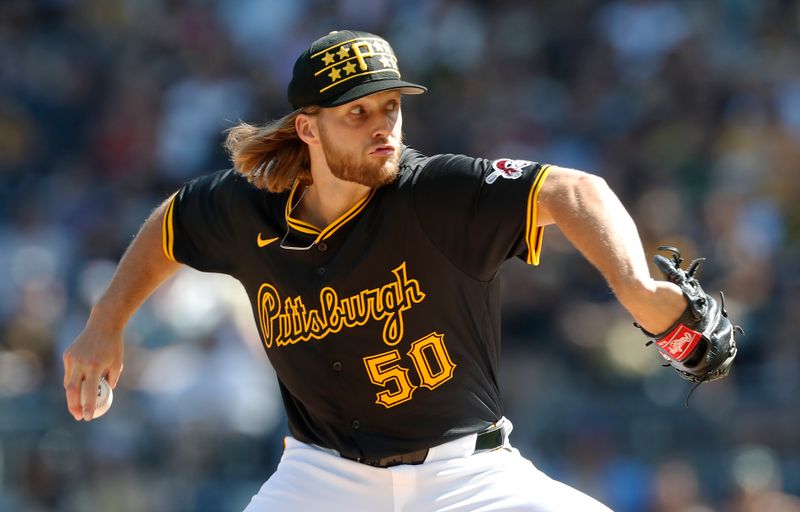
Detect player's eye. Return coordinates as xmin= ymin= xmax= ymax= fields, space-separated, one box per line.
xmin=349 ymin=106 xmax=365 ymax=115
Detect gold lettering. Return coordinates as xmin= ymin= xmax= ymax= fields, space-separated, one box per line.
xmin=277 ymin=307 xmax=292 ymax=347
xmin=257 ymin=283 xmax=281 ymax=349
xmin=291 ymin=297 xmax=304 ymax=335
xmin=363 ymin=350 xmax=415 ymax=408
xmin=255 ymin=262 xmax=426 ymax=349
xmin=308 ymin=310 xmax=325 ymax=337
xmin=393 ymin=263 xmax=425 ymax=305
xmin=340 ymin=295 xmax=357 ymax=326
xmin=362 ymin=289 xmax=379 ymax=324
xmin=320 ymin=287 xmax=341 ymax=331
xmin=351 ymin=41 xmax=374 ymax=71
xmin=350 ymin=292 xmax=368 ymax=325
xmin=407 ymin=333 xmax=456 ymax=390
xmin=380 ymin=283 xmax=397 ymax=311
xmin=365 ymin=332 xmax=457 ymax=409
xmin=379 ymin=281 xmax=401 ymax=345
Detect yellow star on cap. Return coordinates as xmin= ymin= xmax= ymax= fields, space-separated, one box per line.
xmin=321 ymin=52 xmax=335 ymax=66
xmin=343 ymin=61 xmax=357 ymax=75
xmin=337 ymin=45 xmax=350 ymax=60
xmin=328 ymin=67 xmax=342 ymax=81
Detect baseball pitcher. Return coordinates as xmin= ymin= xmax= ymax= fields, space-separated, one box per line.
xmin=63 ymin=30 xmax=738 ymax=511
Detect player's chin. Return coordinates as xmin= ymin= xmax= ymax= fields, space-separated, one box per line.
xmin=379 ymin=156 xmax=401 ymax=181
xmin=357 ymin=163 xmax=399 ymax=188
xmin=365 ymin=169 xmax=398 ymax=188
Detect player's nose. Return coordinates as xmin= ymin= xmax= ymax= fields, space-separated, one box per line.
xmin=371 ymin=113 xmax=396 ymax=140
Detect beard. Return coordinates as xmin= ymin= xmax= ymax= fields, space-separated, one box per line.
xmin=318 ymin=127 xmax=401 ymax=188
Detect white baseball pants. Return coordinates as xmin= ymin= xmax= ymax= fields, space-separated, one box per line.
xmin=244 ymin=419 xmax=613 ymax=512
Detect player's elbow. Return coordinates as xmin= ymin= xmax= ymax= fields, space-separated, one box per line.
xmin=537 ymin=166 xmax=609 ymax=226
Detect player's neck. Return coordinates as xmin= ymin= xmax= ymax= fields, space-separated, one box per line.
xmin=295 ymin=170 xmax=371 ymax=230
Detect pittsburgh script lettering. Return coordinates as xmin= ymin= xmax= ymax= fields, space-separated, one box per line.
xmin=257 ymin=262 xmax=426 ymax=348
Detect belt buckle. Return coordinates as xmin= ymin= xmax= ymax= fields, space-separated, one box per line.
xmin=376 ymin=454 xmax=403 ymax=467
xmin=475 ymin=422 xmax=505 ymax=453
xmin=374 ymin=448 xmax=429 ymax=468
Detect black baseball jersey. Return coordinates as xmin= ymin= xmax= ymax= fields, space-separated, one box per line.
xmin=162 ymin=147 xmax=551 ymax=460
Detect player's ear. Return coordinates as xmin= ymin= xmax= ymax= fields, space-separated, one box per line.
xmin=295 ymin=113 xmax=320 ymax=145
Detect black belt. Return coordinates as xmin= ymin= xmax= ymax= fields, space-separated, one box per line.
xmin=348 ymin=424 xmax=506 ymax=468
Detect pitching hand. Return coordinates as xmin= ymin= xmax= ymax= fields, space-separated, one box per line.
xmin=62 ymin=322 xmax=124 ymax=421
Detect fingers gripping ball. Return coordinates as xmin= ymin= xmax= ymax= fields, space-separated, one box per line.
xmin=80 ymin=377 xmax=114 ymax=419
xmin=639 ymin=246 xmax=743 ymax=389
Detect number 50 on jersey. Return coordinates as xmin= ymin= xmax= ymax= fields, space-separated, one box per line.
xmin=363 ymin=332 xmax=456 ymax=408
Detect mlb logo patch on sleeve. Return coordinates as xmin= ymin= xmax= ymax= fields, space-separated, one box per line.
xmin=486 ymin=159 xmax=535 ymax=184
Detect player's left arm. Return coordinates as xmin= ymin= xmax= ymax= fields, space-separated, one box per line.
xmin=536 ymin=166 xmax=686 ymax=334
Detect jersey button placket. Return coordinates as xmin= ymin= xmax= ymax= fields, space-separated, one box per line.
xmin=312 ymin=239 xmax=332 ymax=285
xmin=351 ymin=419 xmax=360 ymax=430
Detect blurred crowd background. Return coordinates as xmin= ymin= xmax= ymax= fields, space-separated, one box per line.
xmin=1 ymin=0 xmax=798 ymax=510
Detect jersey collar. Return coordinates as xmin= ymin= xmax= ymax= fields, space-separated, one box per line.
xmin=284 ymin=179 xmax=376 ymax=243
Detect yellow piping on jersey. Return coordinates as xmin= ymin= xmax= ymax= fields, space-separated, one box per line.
xmin=525 ymin=165 xmax=552 ymax=265
xmin=285 ymin=181 xmax=321 ymax=234
xmin=284 ymin=179 xmax=376 ymax=243
xmin=162 ymin=195 xmax=177 ymax=262
xmin=317 ymin=189 xmax=374 ymax=241
xmin=287 ymin=218 xmax=321 ymax=235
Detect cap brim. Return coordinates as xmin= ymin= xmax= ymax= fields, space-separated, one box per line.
xmin=320 ymin=79 xmax=426 ymax=108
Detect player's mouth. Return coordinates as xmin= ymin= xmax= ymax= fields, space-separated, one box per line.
xmin=369 ymin=144 xmax=396 ymax=157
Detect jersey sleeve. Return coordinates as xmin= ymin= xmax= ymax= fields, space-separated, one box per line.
xmin=162 ymin=169 xmax=244 ymax=275
xmin=411 ymin=154 xmax=552 ymax=281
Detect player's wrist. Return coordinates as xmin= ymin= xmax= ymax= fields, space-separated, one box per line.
xmin=86 ymin=302 xmax=129 ymax=335
xmin=613 ymin=275 xmax=657 ymax=307
xmin=623 ymin=280 xmax=687 ymax=334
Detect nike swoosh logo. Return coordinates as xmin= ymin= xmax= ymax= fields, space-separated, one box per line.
xmin=257 ymin=233 xmax=279 ymax=248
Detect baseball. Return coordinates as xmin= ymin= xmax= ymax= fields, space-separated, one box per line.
xmin=80 ymin=377 xmax=113 ymax=419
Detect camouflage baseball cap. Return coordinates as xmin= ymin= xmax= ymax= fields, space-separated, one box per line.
xmin=288 ymin=30 xmax=426 ymax=109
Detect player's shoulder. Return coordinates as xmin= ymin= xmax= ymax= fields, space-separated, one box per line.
xmin=178 ymin=168 xmax=288 ymax=219
xmin=403 ymin=148 xmax=544 ymax=183
xmin=398 ymin=147 xmax=488 ymax=184
xmin=184 ymin=167 xmax=251 ymax=193
xmin=397 ymin=146 xmax=428 ymax=181
xmin=183 ymin=168 xmax=287 ymax=201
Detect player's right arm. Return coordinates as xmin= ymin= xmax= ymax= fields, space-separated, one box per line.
xmin=63 ymin=197 xmax=182 ymax=422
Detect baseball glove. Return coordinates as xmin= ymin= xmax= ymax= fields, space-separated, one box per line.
xmin=638 ymin=246 xmax=742 ymax=397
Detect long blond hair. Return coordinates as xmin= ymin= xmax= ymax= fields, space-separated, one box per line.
xmin=224 ymin=107 xmax=319 ymax=193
